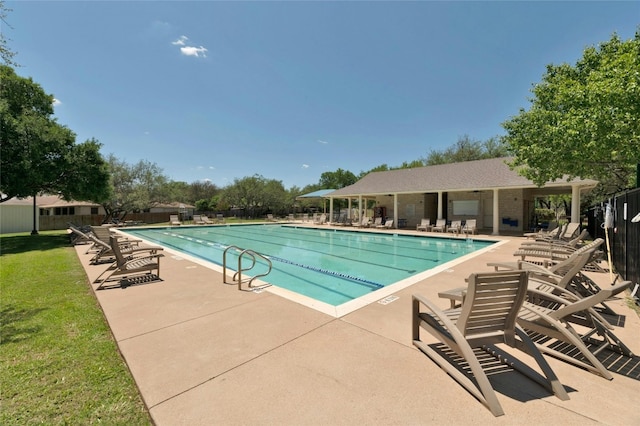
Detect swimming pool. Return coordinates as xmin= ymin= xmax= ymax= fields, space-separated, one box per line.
xmin=123 ymin=224 xmax=497 ymax=312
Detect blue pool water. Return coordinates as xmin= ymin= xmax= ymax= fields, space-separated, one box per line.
xmin=123 ymin=224 xmax=495 ymax=306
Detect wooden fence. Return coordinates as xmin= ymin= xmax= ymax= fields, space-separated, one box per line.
xmin=39 ymin=212 xmax=171 ymax=230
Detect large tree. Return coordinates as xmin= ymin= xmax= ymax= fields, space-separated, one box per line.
xmin=0 ymin=65 xmax=111 ymax=203
xmin=222 ymin=175 xmax=287 ymax=218
xmin=318 ymin=168 xmax=357 ymax=189
xmin=502 ymin=31 xmax=640 ymax=194
xmin=102 ymin=155 xmax=168 ymax=223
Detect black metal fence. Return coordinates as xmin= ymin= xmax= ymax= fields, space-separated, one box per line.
xmin=587 ymin=187 xmax=640 ymax=301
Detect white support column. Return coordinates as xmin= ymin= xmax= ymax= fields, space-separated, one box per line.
xmin=347 ymin=198 xmax=352 ymax=219
xmin=393 ymin=194 xmax=398 ymax=228
xmin=437 ymin=191 xmax=443 ymax=219
xmin=492 ymin=189 xmax=500 ymax=235
xmin=329 ymin=198 xmax=334 ymax=224
xmin=358 ymin=195 xmax=363 ymax=219
xmin=571 ymin=185 xmax=580 ymax=223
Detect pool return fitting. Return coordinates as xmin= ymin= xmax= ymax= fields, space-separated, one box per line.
xmin=222 ymin=245 xmax=272 ymax=291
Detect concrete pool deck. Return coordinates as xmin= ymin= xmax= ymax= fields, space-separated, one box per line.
xmin=76 ymin=225 xmax=640 ymax=425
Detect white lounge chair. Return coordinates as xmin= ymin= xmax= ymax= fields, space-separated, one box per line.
xmin=416 ymin=218 xmax=431 ymax=232
xmin=170 ymin=215 xmax=181 ymax=226
xmin=462 ymin=219 xmax=477 ymax=235
xmin=447 ymin=220 xmax=462 ymax=236
xmin=431 ymin=219 xmax=446 ymax=232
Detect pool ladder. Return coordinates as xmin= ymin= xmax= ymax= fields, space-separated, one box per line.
xmin=222 ymin=245 xmax=272 ymax=290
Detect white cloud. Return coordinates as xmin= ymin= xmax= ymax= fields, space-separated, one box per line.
xmin=209 ymin=166 xmax=215 ymax=170
xmin=172 ymin=35 xmax=188 ymax=46
xmin=172 ymin=35 xmax=208 ymax=58
xmin=52 ymin=98 xmax=61 ymax=106
xmin=180 ymin=45 xmax=208 ymax=57
xmin=302 ymin=164 xmax=310 ymax=169
xmin=317 ymin=140 xmax=328 ymax=145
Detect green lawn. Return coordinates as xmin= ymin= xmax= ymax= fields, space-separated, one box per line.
xmin=0 ymin=231 xmax=151 ymax=425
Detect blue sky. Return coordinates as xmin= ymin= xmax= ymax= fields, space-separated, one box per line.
xmin=6 ymin=1 xmax=639 ymax=189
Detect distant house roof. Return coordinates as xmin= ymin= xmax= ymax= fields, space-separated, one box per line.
xmin=0 ymin=194 xmax=97 ymax=208
xmin=329 ymin=157 xmax=598 ymax=197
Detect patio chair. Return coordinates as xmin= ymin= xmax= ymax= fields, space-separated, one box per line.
xmin=488 ymin=240 xmax=618 ymax=319
xmin=431 ymin=218 xmax=446 ymax=232
xmin=519 ymin=229 xmax=589 ymax=249
xmin=416 ymin=218 xmax=431 ymax=232
xmin=86 ymin=225 xmax=141 ymax=262
xmin=313 ymin=214 xmax=326 ymax=225
xmin=518 ymin=280 xmax=633 ymax=380
xmin=356 ymin=217 xmax=372 ymax=228
xmin=201 ymin=215 xmax=215 ymax=224
xmin=68 ymin=223 xmax=93 ymax=245
xmin=513 ymin=237 xmax=604 ymax=267
xmin=413 ymin=270 xmax=569 ymax=416
xmin=462 ymin=219 xmax=477 ymax=235
xmin=94 ymin=236 xmax=164 ymax=290
xmin=491 ymin=239 xmax=603 ymax=286
xmin=170 ymin=215 xmax=182 ymax=226
xmin=215 ymin=214 xmax=225 ymax=223
xmin=524 ymin=221 xmax=558 ymax=239
xmin=192 ymin=215 xmax=206 ymax=225
xmin=447 ymin=220 xmax=462 ymax=236
xmin=370 ymin=217 xmax=383 ymax=228
xmin=376 ymin=219 xmax=393 ymax=229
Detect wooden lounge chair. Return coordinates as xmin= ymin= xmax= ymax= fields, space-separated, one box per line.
xmin=462 ymin=219 xmax=477 ymax=235
xmin=519 ymin=229 xmax=589 ymax=249
xmin=513 ymin=237 xmax=604 ymax=266
xmin=416 ymin=218 xmax=431 ymax=232
xmin=68 ymin=223 xmax=93 ymax=245
xmin=518 ymin=280 xmax=633 ymax=380
xmin=524 ymin=221 xmax=560 ymax=239
xmin=86 ymin=226 xmax=141 ymax=263
xmin=413 ymin=271 xmax=569 ymax=416
xmin=170 ymin=215 xmax=182 ymax=226
xmin=431 ymin=218 xmax=446 ymax=232
xmin=488 ymin=240 xmax=617 ymax=318
xmin=94 ymin=236 xmax=164 ymax=290
xmin=201 ymin=215 xmax=215 ymax=224
xmin=447 ymin=220 xmax=462 ymax=236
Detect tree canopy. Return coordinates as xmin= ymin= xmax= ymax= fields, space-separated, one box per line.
xmin=222 ymin=174 xmax=286 ymax=217
xmin=502 ymin=31 xmax=640 ymax=193
xmin=102 ymin=155 xmax=168 ymax=222
xmin=424 ymin=135 xmax=509 ymax=166
xmin=318 ymin=168 xmax=357 ymax=189
xmin=0 ymin=65 xmax=111 ymax=203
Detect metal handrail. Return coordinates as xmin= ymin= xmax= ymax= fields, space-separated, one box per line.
xmin=222 ymin=245 xmax=272 ymax=290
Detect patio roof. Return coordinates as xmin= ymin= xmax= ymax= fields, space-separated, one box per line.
xmin=328 ymin=157 xmax=598 ymax=197
xmin=296 ymin=189 xmax=337 ymax=199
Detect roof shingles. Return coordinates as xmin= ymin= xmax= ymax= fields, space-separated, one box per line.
xmin=329 ymin=157 xmax=597 ymax=197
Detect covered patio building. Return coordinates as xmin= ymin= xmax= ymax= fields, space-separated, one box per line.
xmin=324 ymin=157 xmax=598 ymax=235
